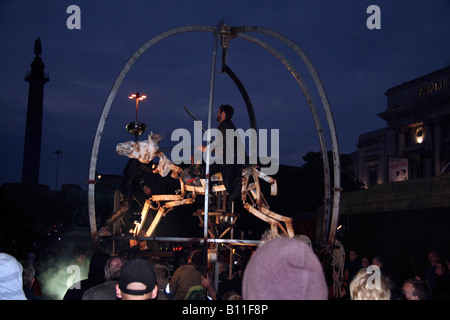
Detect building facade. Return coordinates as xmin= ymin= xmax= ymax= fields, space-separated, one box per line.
xmin=335 ymin=67 xmax=450 ymax=276
xmin=357 ymin=66 xmax=450 ymax=187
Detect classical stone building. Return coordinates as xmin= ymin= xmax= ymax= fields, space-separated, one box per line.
xmin=335 ymin=66 xmax=450 ymax=277
xmin=357 ymin=66 xmax=450 ymax=187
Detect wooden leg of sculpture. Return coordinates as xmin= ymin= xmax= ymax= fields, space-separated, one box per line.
xmin=144 ymin=206 xmax=166 ymax=238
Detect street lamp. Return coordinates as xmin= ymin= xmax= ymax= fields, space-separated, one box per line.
xmin=126 ymin=92 xmax=147 ymax=141
xmin=129 ymin=92 xmax=147 ymax=121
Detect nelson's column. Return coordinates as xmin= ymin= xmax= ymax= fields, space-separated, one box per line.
xmin=22 ymin=37 xmax=49 ymax=187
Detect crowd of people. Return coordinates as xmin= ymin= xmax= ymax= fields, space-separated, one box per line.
xmin=1 ymin=234 xmax=449 ymax=301
xmin=333 ymin=249 xmax=450 ymax=300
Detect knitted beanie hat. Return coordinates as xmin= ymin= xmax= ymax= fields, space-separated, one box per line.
xmin=242 ymin=237 xmax=328 ymax=300
xmin=0 ymin=253 xmax=27 ymax=300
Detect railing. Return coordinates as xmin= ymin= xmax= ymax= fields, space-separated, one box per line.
xmin=24 ymin=71 xmax=49 ymax=81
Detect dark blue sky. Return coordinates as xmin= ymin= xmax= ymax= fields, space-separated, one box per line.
xmin=0 ymin=0 xmax=449 ymax=189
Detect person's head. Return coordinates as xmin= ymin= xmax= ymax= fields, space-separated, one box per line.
xmin=428 ymin=251 xmax=439 ymax=266
xmin=218 ymin=262 xmax=228 ymax=275
xmin=349 ymin=267 xmax=390 ymax=300
xmin=104 ymin=256 xmax=126 ymax=281
xmin=402 ymin=279 xmax=430 ymax=300
xmin=217 ymin=104 xmax=234 ymax=123
xmin=116 ymin=258 xmax=157 ymax=300
xmin=20 ymin=261 xmax=36 ymax=289
xmin=222 ymin=290 xmax=242 ymax=300
xmin=349 ymin=250 xmax=358 ymax=262
xmin=0 ymin=253 xmax=27 ymax=300
xmin=188 ymin=250 xmax=203 ymax=268
xmin=361 ymin=257 xmax=370 ymax=268
xmin=435 ymin=262 xmax=447 ymax=276
xmin=154 ymin=263 xmax=170 ymax=284
xmin=242 ymin=237 xmax=328 ymax=300
xmin=372 ymin=256 xmax=385 ymax=268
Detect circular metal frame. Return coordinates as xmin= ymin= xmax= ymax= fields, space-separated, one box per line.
xmin=88 ymin=24 xmax=341 ymax=255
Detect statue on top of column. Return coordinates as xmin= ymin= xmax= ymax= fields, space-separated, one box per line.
xmin=34 ymin=37 xmax=42 ymax=57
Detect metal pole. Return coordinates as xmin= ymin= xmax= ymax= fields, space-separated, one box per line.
xmin=203 ymin=19 xmax=223 ymax=273
xmin=135 ymin=98 xmax=139 ymax=122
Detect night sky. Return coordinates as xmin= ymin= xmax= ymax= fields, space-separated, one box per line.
xmin=1 ymin=0 xmax=449 ymax=190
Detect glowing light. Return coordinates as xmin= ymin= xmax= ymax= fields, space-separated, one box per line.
xmin=129 ymin=92 xmax=147 ymax=101
xmin=416 ymin=126 xmax=425 ymax=144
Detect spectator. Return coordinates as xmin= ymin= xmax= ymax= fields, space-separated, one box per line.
xmin=154 ymin=263 xmax=170 ymax=300
xmin=165 ymin=249 xmax=204 ymax=300
xmin=82 ymin=256 xmax=126 ymax=300
xmin=402 ymin=278 xmax=430 ymax=300
xmin=372 ymin=256 xmax=403 ymax=300
xmin=116 ymin=258 xmax=158 ymax=300
xmin=217 ymin=262 xmax=229 ymax=292
xmin=222 ymin=290 xmax=242 ymax=300
xmin=425 ymin=251 xmax=440 ymax=293
xmin=217 ymin=263 xmax=245 ymax=300
xmin=21 ymin=261 xmax=45 ymax=300
xmin=431 ymin=262 xmax=450 ymax=300
xmin=361 ymin=257 xmax=371 ymax=269
xmin=349 ymin=267 xmax=390 ymax=300
xmin=63 ymin=251 xmax=110 ymax=300
xmin=0 ymin=253 xmax=27 ymax=300
xmin=345 ymin=250 xmax=362 ymax=284
xmin=242 ymin=237 xmax=328 ymax=300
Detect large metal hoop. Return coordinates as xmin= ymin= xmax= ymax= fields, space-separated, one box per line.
xmin=88 ymin=24 xmax=340 ymax=255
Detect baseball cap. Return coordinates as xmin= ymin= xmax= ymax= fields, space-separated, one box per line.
xmin=118 ymin=258 xmax=156 ymax=295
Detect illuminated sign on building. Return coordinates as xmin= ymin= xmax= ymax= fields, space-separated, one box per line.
xmin=418 ymin=78 xmax=448 ymax=97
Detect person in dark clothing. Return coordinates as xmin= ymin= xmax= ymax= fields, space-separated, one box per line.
xmin=402 ymin=278 xmax=430 ymax=300
xmin=372 ymin=256 xmax=404 ymax=300
xmin=201 ymin=104 xmax=243 ymax=203
xmin=217 ymin=263 xmax=245 ymax=300
xmin=432 ymin=262 xmax=450 ymax=300
xmin=82 ymin=256 xmax=126 ymax=300
xmin=21 ymin=261 xmax=45 ymax=300
xmin=62 ymin=252 xmax=110 ymax=300
xmin=344 ymin=249 xmax=363 ymax=284
xmin=165 ymin=249 xmax=205 ymax=300
xmin=424 ymin=251 xmax=440 ymax=294
xmin=99 ymin=158 xmax=163 ymax=236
